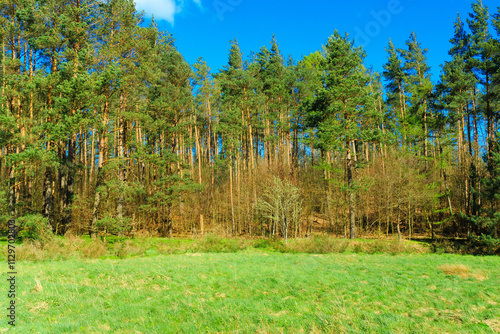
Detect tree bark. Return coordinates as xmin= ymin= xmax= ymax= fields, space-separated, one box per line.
xmin=347 ymin=141 xmax=355 ymax=239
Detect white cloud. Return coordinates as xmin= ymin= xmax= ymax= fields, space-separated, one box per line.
xmin=134 ymin=0 xmax=202 ymax=24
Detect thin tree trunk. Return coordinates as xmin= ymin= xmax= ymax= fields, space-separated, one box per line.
xmin=194 ymin=114 xmax=204 ymax=236
xmin=229 ymin=151 xmax=235 ymax=235
xmin=347 ymin=141 xmax=355 ymax=239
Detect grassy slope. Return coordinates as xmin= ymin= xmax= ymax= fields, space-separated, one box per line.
xmin=7 ymin=251 xmax=500 ymax=333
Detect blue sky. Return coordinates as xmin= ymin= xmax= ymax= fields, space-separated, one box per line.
xmin=135 ymin=0 xmax=499 ymax=80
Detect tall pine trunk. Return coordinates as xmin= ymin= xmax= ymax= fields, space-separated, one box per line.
xmin=347 ymin=141 xmax=355 ymax=239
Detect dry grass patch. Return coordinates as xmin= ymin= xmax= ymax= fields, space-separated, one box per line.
xmin=80 ymin=240 xmax=107 ymax=259
xmin=470 ymin=271 xmax=489 ymax=281
xmin=16 ymin=241 xmax=46 ymax=261
xmin=113 ymin=240 xmax=146 ymax=258
xmin=439 ymin=264 xmax=488 ymax=280
xmin=350 ymin=239 xmax=430 ymax=254
xmin=32 ymin=278 xmax=43 ymax=293
xmin=440 ymin=264 xmax=471 ymax=278
xmin=28 ymin=302 xmax=48 ymax=313
xmin=155 ymin=241 xmax=193 ymax=254
xmin=270 ymin=310 xmax=288 ymax=317
xmin=484 ymin=319 xmax=500 ymax=332
xmin=13 ymin=236 xmax=109 ymax=261
xmin=439 ymin=264 xmax=471 ymax=278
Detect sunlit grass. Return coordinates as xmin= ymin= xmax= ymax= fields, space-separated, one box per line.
xmin=7 ymin=251 xmax=499 ymax=333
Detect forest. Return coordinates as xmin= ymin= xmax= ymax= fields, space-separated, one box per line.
xmin=0 ymin=0 xmax=499 ymax=242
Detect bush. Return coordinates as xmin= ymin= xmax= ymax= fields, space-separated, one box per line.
xmin=113 ymin=240 xmax=145 ymax=258
xmin=287 ymin=236 xmax=349 ymax=254
xmin=431 ymin=236 xmax=500 ymax=255
xmin=466 ymin=235 xmax=500 ymax=255
xmin=350 ymin=239 xmax=427 ymax=255
xmin=432 ymin=239 xmax=459 ymax=254
xmin=96 ymin=215 xmax=130 ymax=237
xmin=16 ymin=240 xmax=46 ymax=261
xmin=352 ymin=242 xmax=365 ymax=254
xmin=195 ymin=234 xmax=248 ymax=253
xmin=17 ymin=215 xmax=53 ymax=245
xmin=81 ymin=240 xmax=108 ymax=259
xmin=253 ymin=236 xmax=285 ymax=251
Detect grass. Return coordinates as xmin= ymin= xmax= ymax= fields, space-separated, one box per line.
xmin=4 ymin=247 xmax=499 ymax=333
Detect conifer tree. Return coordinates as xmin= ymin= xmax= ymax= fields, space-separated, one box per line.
xmin=306 ymin=31 xmax=380 ymax=239
xmin=216 ymin=39 xmax=245 ymax=234
xmin=193 ymin=57 xmax=219 ymax=234
xmin=439 ymin=14 xmax=477 ymax=218
xmin=383 ymin=39 xmax=408 ymax=147
xmin=480 ymin=136 xmax=500 ymax=238
xmin=398 ymin=32 xmax=434 ymax=168
xmin=467 ymin=0 xmax=495 ymax=161
xmin=491 ymin=8 xmax=500 ymax=133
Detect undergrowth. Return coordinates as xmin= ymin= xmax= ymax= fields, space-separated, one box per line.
xmin=3 ymin=234 xmax=434 ymax=261
xmin=431 ymin=235 xmax=500 ymax=255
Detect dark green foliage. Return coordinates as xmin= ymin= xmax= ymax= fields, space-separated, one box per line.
xmin=1 ymin=0 xmax=500 ymax=244
xmin=432 ymin=235 xmax=500 ymax=255
xmin=306 ymin=31 xmax=379 ymax=152
xmin=480 ymin=136 xmax=500 ymax=237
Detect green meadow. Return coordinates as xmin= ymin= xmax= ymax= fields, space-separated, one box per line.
xmin=4 ymin=239 xmax=500 ymax=333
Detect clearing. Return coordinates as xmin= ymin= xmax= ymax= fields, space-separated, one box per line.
xmin=7 ymin=250 xmax=500 ymax=333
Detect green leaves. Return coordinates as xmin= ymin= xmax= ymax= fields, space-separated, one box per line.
xmin=16 ymin=214 xmax=53 ymax=244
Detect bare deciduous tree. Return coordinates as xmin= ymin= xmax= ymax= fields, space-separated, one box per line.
xmin=257 ymin=177 xmax=302 ymax=245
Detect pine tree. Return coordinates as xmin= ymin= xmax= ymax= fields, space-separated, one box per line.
xmin=398 ymin=32 xmax=434 ymax=169
xmin=467 ymin=0 xmax=496 ymax=161
xmin=481 ymin=136 xmax=500 ymax=238
xmin=383 ymin=39 xmax=408 ymax=147
xmin=193 ymin=57 xmax=219 ymax=235
xmin=216 ymin=39 xmax=245 ymax=235
xmin=439 ymin=14 xmax=477 ymax=218
xmin=255 ymin=36 xmax=288 ymax=168
xmin=491 ymin=8 xmax=500 ymax=134
xmin=306 ymin=31 xmax=380 ymax=239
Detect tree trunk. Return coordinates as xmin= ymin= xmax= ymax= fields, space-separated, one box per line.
xmin=229 ymin=153 xmax=235 ymax=235
xmin=347 ymin=141 xmax=355 ymax=239
xmin=43 ymin=167 xmax=53 ymax=231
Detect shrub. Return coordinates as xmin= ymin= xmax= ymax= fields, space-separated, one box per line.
xmin=16 ymin=214 xmax=53 ymax=245
xmin=96 ymin=215 xmax=130 ymax=238
xmin=352 ymin=242 xmax=365 ymax=254
xmin=431 ymin=236 xmax=500 ymax=255
xmin=16 ymin=241 xmax=46 ymax=261
xmin=195 ymin=234 xmax=247 ymax=253
xmin=350 ymin=239 xmax=427 ymax=254
xmin=287 ymin=236 xmax=349 ymax=254
xmin=113 ymin=240 xmax=145 ymax=258
xmin=81 ymin=240 xmax=108 ymax=259
xmin=466 ymin=235 xmax=500 ymax=255
xmin=253 ymin=236 xmax=285 ymax=251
